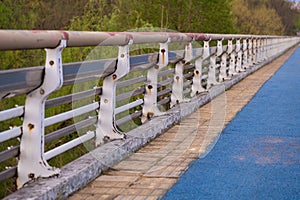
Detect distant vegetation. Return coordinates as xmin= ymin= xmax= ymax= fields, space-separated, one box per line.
xmin=0 ymin=0 xmax=299 ymax=34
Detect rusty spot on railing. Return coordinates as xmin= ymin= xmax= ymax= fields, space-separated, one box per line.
xmin=28 ymin=173 xmax=35 ymax=179
xmin=40 ymin=88 xmax=45 ymax=95
xmin=146 ymin=112 xmax=154 ymax=120
xmin=161 ymin=49 xmax=166 ymax=65
xmin=28 ymin=123 xmax=34 ymax=131
xmin=59 ymin=31 xmax=69 ymax=40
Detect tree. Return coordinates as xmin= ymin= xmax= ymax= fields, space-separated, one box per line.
xmin=232 ymin=0 xmax=285 ymax=35
xmin=267 ymin=0 xmax=299 ymax=35
xmin=244 ymin=0 xmax=300 ymax=35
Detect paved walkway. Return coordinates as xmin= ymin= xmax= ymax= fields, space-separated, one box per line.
xmin=164 ymin=47 xmax=300 ymax=199
xmin=69 ymin=47 xmax=298 ymax=200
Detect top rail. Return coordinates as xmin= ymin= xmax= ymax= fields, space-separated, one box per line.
xmin=0 ymin=30 xmax=289 ymax=50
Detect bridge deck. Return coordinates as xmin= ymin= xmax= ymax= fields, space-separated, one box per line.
xmin=69 ymin=47 xmax=298 ymax=200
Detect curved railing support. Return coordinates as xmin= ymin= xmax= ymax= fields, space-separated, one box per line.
xmin=142 ymin=39 xmax=170 ymax=122
xmin=191 ymin=40 xmax=210 ymax=96
xmin=95 ymin=41 xmax=132 ymax=145
xmin=17 ymin=40 xmax=66 ymax=188
xmin=171 ymin=42 xmax=194 ymax=107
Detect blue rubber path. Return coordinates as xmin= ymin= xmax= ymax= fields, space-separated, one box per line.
xmin=163 ymin=48 xmax=300 ymax=200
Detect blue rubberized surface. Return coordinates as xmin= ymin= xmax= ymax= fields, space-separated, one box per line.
xmin=163 ymin=48 xmax=300 ymax=200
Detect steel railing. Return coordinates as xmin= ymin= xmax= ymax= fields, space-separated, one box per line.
xmin=0 ymin=30 xmax=299 ymax=191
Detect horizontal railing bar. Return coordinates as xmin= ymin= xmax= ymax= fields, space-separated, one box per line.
xmin=0 ymin=58 xmax=112 ymax=99
xmin=116 ymin=110 xmax=142 ymax=126
xmin=184 ymin=72 xmax=194 ymax=79
xmin=157 ymin=88 xmax=172 ymax=97
xmin=202 ymin=74 xmax=208 ymax=80
xmin=115 ymin=99 xmax=144 ymax=115
xmin=63 ymin=75 xmax=103 ymax=86
xmin=183 ymin=88 xmax=192 ymax=95
xmin=44 ymin=102 xmax=99 ymax=127
xmin=45 ymin=131 xmax=95 ymax=160
xmin=116 ymin=88 xmax=145 ymax=102
xmin=0 ymin=106 xmax=24 ymax=121
xmin=0 ymin=167 xmax=17 ymax=182
xmin=63 ymin=59 xmax=116 ymax=84
xmin=184 ymin=64 xmax=195 ymax=70
xmin=157 ymin=97 xmax=171 ymax=106
xmin=0 ymin=127 xmax=22 ymax=143
xmin=169 ymin=51 xmax=184 ymax=64
xmin=159 ymin=78 xmax=173 ymax=87
xmin=0 ymin=66 xmax=44 ymax=99
xmin=130 ymin=63 xmax=157 ymax=72
xmin=0 ymin=30 xmax=286 ymax=51
xmin=45 ymin=87 xmax=102 ymax=109
xmin=183 ymin=80 xmax=193 ymax=88
xmin=0 ymin=146 xmax=19 ymax=163
xmin=45 ymin=117 xmax=97 ymax=144
xmin=158 ymin=69 xmax=175 ymax=77
xmin=203 ymin=60 xmax=210 ymax=66
xmin=130 ymin=54 xmax=158 ymax=67
xmin=116 ymin=76 xmax=147 ymax=88
xmin=202 ymin=68 xmax=209 ymax=74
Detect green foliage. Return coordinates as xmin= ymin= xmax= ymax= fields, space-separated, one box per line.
xmin=235 ymin=0 xmax=300 ymax=35
xmin=232 ymin=0 xmax=285 ymax=35
xmin=0 ymin=0 xmax=37 ymax=29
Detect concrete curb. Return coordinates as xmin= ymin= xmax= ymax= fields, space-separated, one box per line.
xmin=4 ymin=49 xmax=292 ymax=200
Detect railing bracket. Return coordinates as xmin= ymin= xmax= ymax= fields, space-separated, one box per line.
xmin=17 ymin=40 xmax=66 ymax=189
xmin=95 ymin=41 xmax=132 ymax=145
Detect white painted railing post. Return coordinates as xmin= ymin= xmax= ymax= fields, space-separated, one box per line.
xmin=235 ymin=39 xmax=244 ymax=72
xmin=219 ymin=39 xmax=228 ymax=81
xmin=191 ymin=40 xmax=210 ymax=96
xmin=228 ymin=39 xmax=238 ymax=77
xmin=256 ymin=39 xmax=262 ymax=64
xmin=248 ymin=38 xmax=253 ymax=67
xmin=142 ymin=39 xmax=170 ymax=122
xmin=17 ymin=40 xmax=66 ymax=189
xmin=242 ymin=39 xmax=249 ymax=69
xmin=262 ymin=38 xmax=268 ymax=60
xmin=171 ymin=41 xmax=193 ymax=107
xmin=207 ymin=39 xmax=223 ymax=88
xmin=95 ymin=41 xmax=132 ymax=145
xmin=258 ymin=39 xmax=267 ymax=62
xmin=252 ymin=39 xmax=258 ymax=64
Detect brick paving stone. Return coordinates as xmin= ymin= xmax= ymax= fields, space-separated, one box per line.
xmin=85 ymin=194 xmax=115 ymax=200
xmin=69 ymin=47 xmax=297 ymax=200
xmin=90 ymin=181 xmax=130 ymax=188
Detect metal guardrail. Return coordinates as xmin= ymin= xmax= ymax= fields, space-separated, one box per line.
xmin=0 ymin=30 xmax=299 ymax=193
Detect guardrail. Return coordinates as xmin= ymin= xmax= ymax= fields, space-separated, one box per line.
xmin=0 ymin=30 xmax=299 ymax=193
